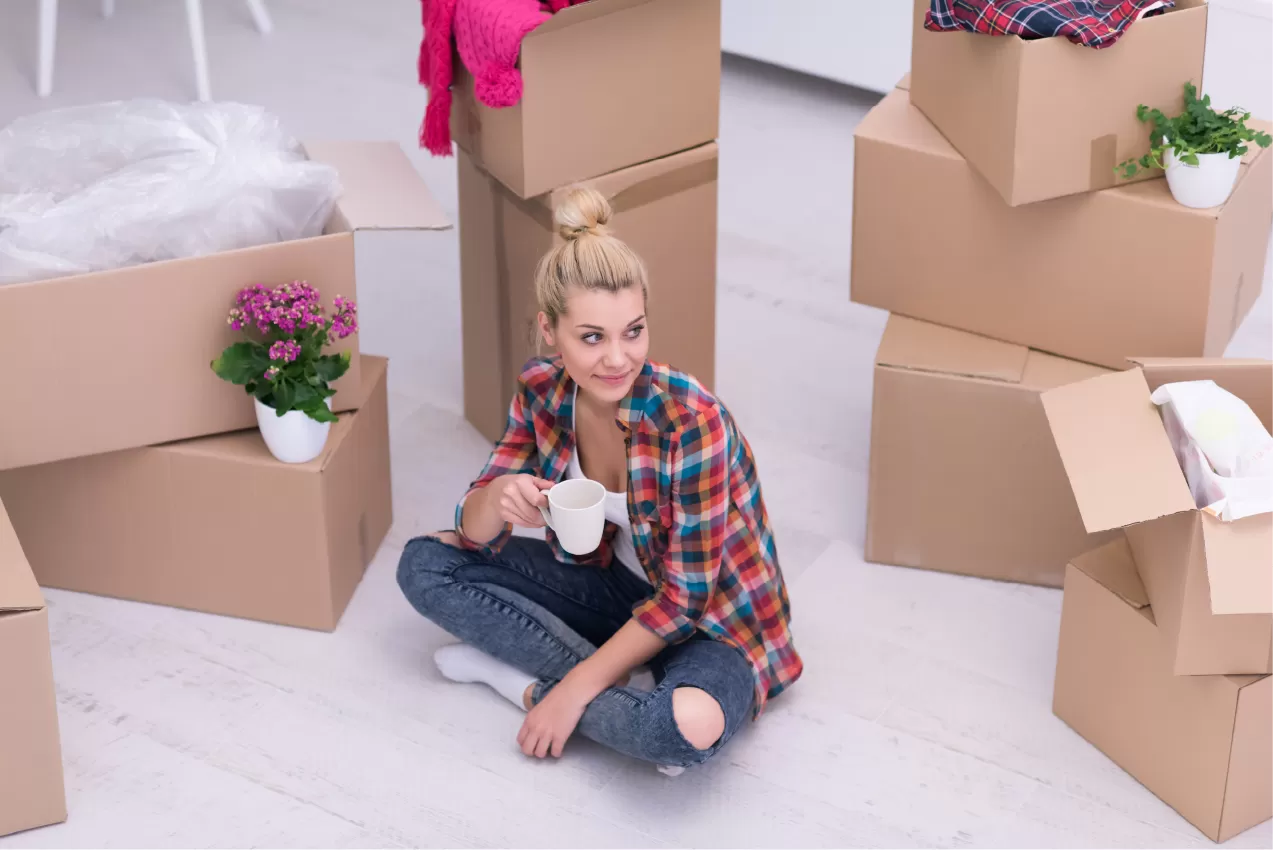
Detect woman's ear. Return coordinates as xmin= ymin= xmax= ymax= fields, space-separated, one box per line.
xmin=537 ymin=312 xmax=555 ymax=348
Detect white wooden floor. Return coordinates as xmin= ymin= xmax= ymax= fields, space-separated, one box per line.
xmin=2 ymin=2 xmax=1271 ymax=847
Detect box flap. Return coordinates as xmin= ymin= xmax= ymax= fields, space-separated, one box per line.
xmin=896 ymin=72 xmax=911 ymax=92
xmin=1132 ymin=357 xmax=1273 ymax=432
xmin=1070 ymin=535 xmax=1151 ymax=610
xmin=1200 ymin=511 xmax=1273 ymax=615
xmin=302 ymin=141 xmax=451 ymax=232
xmin=875 ymin=315 xmax=1028 ymax=383
xmin=531 ymin=0 xmax=653 ymax=35
xmin=854 ymin=88 xmax=960 ymax=159
xmin=1041 ymin=369 xmax=1197 ymax=533
xmin=0 ymin=498 xmax=44 ymax=613
xmin=548 ymin=142 xmax=718 ymax=214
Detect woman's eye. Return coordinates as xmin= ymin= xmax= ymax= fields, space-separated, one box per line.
xmin=582 ymin=333 xmax=602 ymax=345
xmin=625 ymin=325 xmax=645 ymax=339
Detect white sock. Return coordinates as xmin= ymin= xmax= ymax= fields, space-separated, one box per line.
xmin=434 ymin=644 xmax=537 ymax=711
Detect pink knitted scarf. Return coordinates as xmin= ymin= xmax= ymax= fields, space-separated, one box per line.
xmin=418 ymin=0 xmax=581 ymax=156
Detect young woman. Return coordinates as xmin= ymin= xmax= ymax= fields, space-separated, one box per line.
xmin=397 ymin=188 xmax=802 ymax=773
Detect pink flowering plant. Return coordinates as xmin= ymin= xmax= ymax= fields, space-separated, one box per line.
xmin=210 ymin=281 xmax=358 ymax=423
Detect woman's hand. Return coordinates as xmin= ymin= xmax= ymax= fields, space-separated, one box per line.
xmin=517 ymin=680 xmax=588 ymax=758
xmin=496 ymin=474 xmax=554 ymax=529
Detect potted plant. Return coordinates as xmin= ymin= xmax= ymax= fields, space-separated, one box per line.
xmin=1118 ymin=82 xmax=1272 ymax=209
xmin=211 ymin=281 xmax=358 ymax=464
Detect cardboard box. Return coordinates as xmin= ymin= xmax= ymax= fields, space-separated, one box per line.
xmin=0 ymin=357 xmax=393 ymax=632
xmin=850 ymin=86 xmax=1272 ymax=370
xmin=0 ymin=142 xmax=449 ymax=472
xmin=1043 ymin=359 xmax=1273 ymax=675
xmin=450 ymin=0 xmax=720 ymax=199
xmin=0 ymin=499 xmax=67 ymax=838
xmin=459 ymin=143 xmax=718 ymax=443
xmin=866 ymin=315 xmax=1116 ymax=587
xmin=1055 ymin=536 xmax=1271 ymax=843
xmin=910 ymin=0 xmax=1207 ymax=206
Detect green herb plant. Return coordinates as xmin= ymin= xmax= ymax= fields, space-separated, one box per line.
xmin=1117 ymin=82 xmax=1272 ymax=179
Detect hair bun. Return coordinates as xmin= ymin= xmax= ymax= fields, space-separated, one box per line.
xmin=555 ymin=187 xmax=613 ymax=241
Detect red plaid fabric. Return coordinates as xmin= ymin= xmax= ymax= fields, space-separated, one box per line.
xmin=454 ymin=356 xmax=803 ymax=715
xmin=925 ymin=0 xmax=1172 ymax=48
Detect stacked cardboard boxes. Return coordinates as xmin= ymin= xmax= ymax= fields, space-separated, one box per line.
xmin=453 ymin=0 xmax=722 ymax=442
xmin=852 ymin=3 xmax=1272 ymax=839
xmin=0 ymin=141 xmax=448 ymax=832
xmin=1042 ymin=362 xmax=1271 ymax=843
xmin=0 ymin=500 xmax=66 ymax=838
xmin=853 ymin=0 xmax=1272 ymax=586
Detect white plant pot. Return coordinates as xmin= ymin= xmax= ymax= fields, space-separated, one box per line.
xmin=1163 ymin=146 xmax=1242 ymax=209
xmin=254 ymin=396 xmax=333 ymax=464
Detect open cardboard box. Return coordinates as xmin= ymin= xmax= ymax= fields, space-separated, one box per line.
xmin=0 ymin=357 xmax=392 ymax=632
xmin=1043 ymin=359 xmax=1273 ymax=675
xmin=450 ymin=0 xmax=720 ymax=199
xmin=0 ymin=142 xmax=450 ymax=472
xmin=458 ymin=142 xmax=718 ymax=443
xmin=1055 ymin=535 xmax=1270 ymax=843
xmin=851 ymin=84 xmax=1272 ymax=371
xmin=867 ymin=315 xmax=1116 ymax=587
xmin=0 ymin=498 xmax=67 ymax=838
xmin=910 ymin=0 xmax=1207 ymax=206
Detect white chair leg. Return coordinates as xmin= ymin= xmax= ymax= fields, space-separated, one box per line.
xmin=37 ymin=0 xmax=57 ymax=97
xmin=102 ymin=0 xmax=115 ymax=18
xmin=184 ymin=0 xmax=211 ymax=102
xmin=244 ymin=0 xmax=272 ymax=34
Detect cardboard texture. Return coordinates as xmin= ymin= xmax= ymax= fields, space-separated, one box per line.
xmin=0 ymin=499 xmax=67 ymax=838
xmin=850 ymin=86 xmax=1273 ymax=370
xmin=866 ymin=315 xmax=1116 ymax=587
xmin=0 ymin=143 xmax=450 ymax=472
xmin=459 ymin=143 xmax=719 ymax=443
xmin=450 ymin=0 xmax=720 ymax=199
xmin=1042 ymin=360 xmax=1273 ymax=675
xmin=1055 ymin=536 xmax=1271 ymax=843
xmin=0 ymin=357 xmax=394 ymax=632
xmin=910 ymin=0 xmax=1208 ymax=206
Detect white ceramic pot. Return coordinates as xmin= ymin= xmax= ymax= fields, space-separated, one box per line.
xmin=1163 ymin=146 xmax=1242 ymax=209
xmin=254 ymin=396 xmax=333 ymax=464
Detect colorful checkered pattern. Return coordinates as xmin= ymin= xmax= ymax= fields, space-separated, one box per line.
xmin=454 ymin=356 xmax=803 ymax=714
xmin=925 ymin=0 xmax=1172 ymax=48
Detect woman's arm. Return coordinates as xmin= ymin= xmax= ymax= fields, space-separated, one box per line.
xmin=454 ymin=383 xmax=545 ymax=552
xmin=517 ymin=618 xmax=667 ymax=758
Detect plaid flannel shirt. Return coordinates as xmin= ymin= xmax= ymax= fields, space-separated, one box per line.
xmin=925 ymin=0 xmax=1173 ymax=48
xmin=455 ymin=356 xmax=803 ymax=715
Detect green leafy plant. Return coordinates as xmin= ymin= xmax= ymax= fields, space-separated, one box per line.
xmin=1117 ymin=82 xmax=1272 ymax=179
xmin=211 ymin=281 xmax=357 ymax=423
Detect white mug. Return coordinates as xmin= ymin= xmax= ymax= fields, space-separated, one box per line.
xmin=538 ymin=478 xmax=606 ymax=555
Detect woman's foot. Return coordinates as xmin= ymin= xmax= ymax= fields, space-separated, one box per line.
xmin=434 ymin=644 xmax=537 ymax=712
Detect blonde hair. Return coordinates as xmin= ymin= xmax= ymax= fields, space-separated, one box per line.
xmin=533 ymin=187 xmax=648 ymax=329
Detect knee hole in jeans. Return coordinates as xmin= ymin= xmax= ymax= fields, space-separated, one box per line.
xmin=672 ymin=686 xmax=726 ymax=751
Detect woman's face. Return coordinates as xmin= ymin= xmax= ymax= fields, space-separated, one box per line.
xmin=540 ymin=286 xmax=649 ymax=405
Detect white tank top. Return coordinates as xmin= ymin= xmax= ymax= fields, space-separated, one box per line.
xmin=566 ymin=388 xmax=648 ymax=585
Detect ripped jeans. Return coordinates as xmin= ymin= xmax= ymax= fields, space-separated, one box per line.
xmin=396 ymin=535 xmax=755 ymax=769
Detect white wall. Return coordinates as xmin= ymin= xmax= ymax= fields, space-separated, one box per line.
xmin=722 ymin=0 xmax=1273 ymax=120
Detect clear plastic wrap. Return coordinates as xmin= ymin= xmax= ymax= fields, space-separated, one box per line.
xmin=0 ymin=99 xmax=342 ymax=285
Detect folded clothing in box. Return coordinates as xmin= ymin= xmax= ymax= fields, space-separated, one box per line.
xmin=1055 ymin=535 xmax=1270 ymax=843
xmin=850 ymin=83 xmax=1271 ymax=370
xmin=447 ymin=0 xmax=720 ymax=198
xmin=867 ymin=315 xmax=1117 ymax=587
xmin=0 ymin=499 xmax=66 ymax=838
xmin=1043 ymin=358 xmax=1273 ymax=675
xmin=911 ymin=0 xmax=1207 ymax=204
xmin=0 ymin=356 xmax=393 ymax=632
